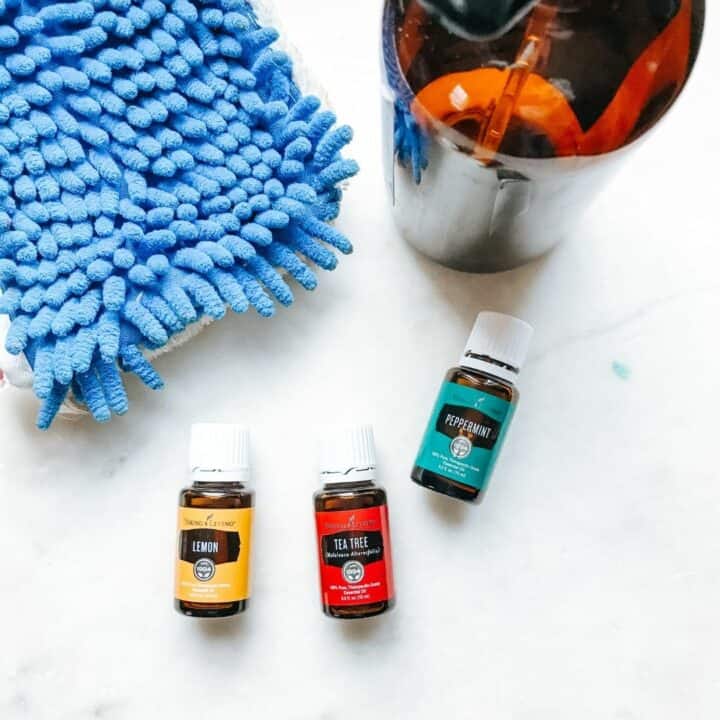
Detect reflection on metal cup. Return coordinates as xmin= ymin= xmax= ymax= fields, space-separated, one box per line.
xmin=382 ymin=0 xmax=705 ymax=272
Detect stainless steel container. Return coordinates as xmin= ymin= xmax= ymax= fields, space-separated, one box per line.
xmin=382 ymin=0 xmax=705 ymax=273
xmin=383 ymin=98 xmax=622 ymax=272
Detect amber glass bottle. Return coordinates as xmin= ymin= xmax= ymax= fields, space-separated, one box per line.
xmin=175 ymin=424 xmax=255 ymax=618
xmin=314 ymin=426 xmax=395 ymax=619
xmin=412 ymin=312 xmax=533 ymax=503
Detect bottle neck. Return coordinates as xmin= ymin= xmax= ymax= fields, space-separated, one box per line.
xmin=321 ymin=480 xmax=376 ymax=494
xmin=420 ymin=0 xmax=540 ymax=40
xmin=459 ymin=352 xmax=519 ymax=384
xmin=320 ymin=467 xmax=377 ymax=487
xmin=191 ymin=468 xmax=251 ymax=484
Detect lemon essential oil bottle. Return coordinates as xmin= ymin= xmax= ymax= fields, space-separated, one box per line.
xmin=412 ymin=312 xmax=533 ymax=503
xmin=175 ymin=424 xmax=255 ymax=618
xmin=314 ymin=425 xmax=396 ymax=619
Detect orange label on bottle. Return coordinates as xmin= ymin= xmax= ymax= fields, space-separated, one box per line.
xmin=174 ymin=507 xmax=254 ymax=604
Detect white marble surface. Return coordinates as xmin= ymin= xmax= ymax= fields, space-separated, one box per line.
xmin=2 ymin=2 xmax=720 ymax=718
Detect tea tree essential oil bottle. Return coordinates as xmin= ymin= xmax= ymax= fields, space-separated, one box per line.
xmin=412 ymin=311 xmax=533 ymax=503
xmin=314 ymin=425 xmax=395 ymax=619
xmin=175 ymin=424 xmax=255 ymax=618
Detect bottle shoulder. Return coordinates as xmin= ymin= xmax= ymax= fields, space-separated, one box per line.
xmin=179 ymin=483 xmax=255 ymax=509
xmin=314 ymin=482 xmax=387 ymax=511
xmin=445 ymin=366 xmax=518 ymax=403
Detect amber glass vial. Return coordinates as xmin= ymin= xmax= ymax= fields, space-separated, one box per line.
xmin=175 ymin=424 xmax=255 ymax=618
xmin=314 ymin=426 xmax=395 ymax=619
xmin=412 ymin=312 xmax=533 ymax=503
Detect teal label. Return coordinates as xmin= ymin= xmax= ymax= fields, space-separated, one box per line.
xmin=415 ymin=381 xmax=514 ymax=491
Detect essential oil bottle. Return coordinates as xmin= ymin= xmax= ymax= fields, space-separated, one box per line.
xmin=174 ymin=424 xmax=255 ymax=618
xmin=314 ymin=425 xmax=395 ymax=619
xmin=412 ymin=311 xmax=533 ymax=503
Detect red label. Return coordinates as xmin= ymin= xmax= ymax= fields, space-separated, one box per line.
xmin=315 ymin=505 xmax=395 ymax=608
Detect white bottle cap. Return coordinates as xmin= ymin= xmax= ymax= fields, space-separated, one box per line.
xmin=460 ymin=311 xmax=533 ymax=382
xmin=189 ymin=423 xmax=251 ymax=482
xmin=319 ymin=424 xmax=377 ymax=483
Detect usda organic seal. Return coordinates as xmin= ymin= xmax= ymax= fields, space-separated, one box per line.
xmin=193 ymin=558 xmax=216 ymax=582
xmin=342 ymin=560 xmax=365 ymax=584
xmin=450 ymin=435 xmax=472 ymax=459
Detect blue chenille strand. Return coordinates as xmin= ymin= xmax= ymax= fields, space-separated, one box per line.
xmin=0 ymin=0 xmax=358 ymax=429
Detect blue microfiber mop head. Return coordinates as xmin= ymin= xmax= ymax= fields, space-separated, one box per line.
xmin=0 ymin=0 xmax=358 ymax=428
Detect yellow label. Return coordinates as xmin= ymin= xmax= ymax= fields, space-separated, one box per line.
xmin=174 ymin=507 xmax=254 ymax=604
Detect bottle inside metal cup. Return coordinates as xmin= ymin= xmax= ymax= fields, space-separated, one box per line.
xmin=382 ymin=0 xmax=705 ymax=272
xmin=417 ymin=0 xmax=541 ymax=39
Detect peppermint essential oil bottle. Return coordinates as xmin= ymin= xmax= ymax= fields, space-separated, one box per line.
xmin=412 ymin=311 xmax=533 ymax=503
xmin=175 ymin=424 xmax=255 ymax=618
xmin=314 ymin=425 xmax=396 ymax=619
